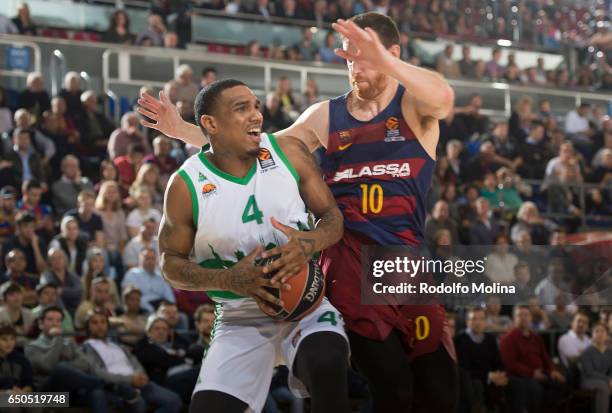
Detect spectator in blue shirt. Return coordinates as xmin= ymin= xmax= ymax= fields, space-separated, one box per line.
xmin=121 ymin=248 xmax=175 ymax=312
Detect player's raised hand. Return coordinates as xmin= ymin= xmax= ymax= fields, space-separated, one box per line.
xmin=137 ymin=90 xmax=182 ymax=138
xmin=226 ymin=245 xmax=284 ymax=310
xmin=262 ymin=217 xmax=315 ymax=284
xmin=332 ymin=19 xmax=394 ymax=71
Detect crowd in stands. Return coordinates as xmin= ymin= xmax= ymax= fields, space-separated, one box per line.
xmin=1 ymin=1 xmax=610 ymax=90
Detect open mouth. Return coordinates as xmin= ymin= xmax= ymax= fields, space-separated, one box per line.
xmin=247 ymin=128 xmax=261 ymax=140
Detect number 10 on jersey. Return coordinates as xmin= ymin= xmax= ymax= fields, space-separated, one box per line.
xmin=360 ymin=184 xmax=383 ymax=214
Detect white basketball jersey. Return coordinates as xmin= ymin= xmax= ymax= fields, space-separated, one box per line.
xmin=177 ymin=133 xmax=310 ymax=301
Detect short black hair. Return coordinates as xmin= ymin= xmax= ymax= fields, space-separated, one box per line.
xmin=202 ymin=67 xmax=217 ymax=76
xmin=127 ymin=143 xmax=145 ymax=155
xmin=15 ymin=211 xmax=35 ymax=225
xmin=41 ymin=305 xmax=64 ymax=321
xmin=349 ymin=12 xmax=400 ymax=48
xmin=0 ymin=323 xmax=16 ymax=338
xmin=23 ymin=179 xmax=42 ymax=192
xmin=193 ymin=79 xmax=247 ymax=132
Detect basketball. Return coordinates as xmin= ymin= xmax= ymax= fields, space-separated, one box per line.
xmin=255 ymin=255 xmax=326 ymax=321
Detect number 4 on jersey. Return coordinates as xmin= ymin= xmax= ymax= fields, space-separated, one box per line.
xmin=242 ymin=195 xmax=264 ymax=224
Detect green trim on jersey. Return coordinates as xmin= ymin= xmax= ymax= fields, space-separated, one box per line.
xmin=198 ymin=145 xmax=256 ymax=186
xmin=178 ymin=170 xmax=198 ymax=227
xmin=268 ymin=133 xmax=300 ymax=183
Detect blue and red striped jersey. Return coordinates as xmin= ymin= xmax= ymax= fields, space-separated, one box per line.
xmin=320 ymin=85 xmax=435 ymax=246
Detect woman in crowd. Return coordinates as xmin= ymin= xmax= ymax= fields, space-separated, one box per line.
xmin=126 ymin=186 xmax=161 ymax=238
xmin=95 ymin=181 xmax=127 ymax=278
xmin=103 ymin=9 xmax=133 ymax=44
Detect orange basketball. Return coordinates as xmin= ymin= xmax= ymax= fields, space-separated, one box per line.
xmin=255 ymin=255 xmax=325 ymax=321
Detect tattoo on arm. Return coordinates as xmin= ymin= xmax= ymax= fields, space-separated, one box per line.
xmin=297 ymin=237 xmax=316 ymax=258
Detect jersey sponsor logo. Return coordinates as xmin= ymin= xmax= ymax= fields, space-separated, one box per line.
xmin=384 ymin=116 xmax=406 ymax=142
xmin=257 ymin=148 xmax=276 ymax=169
xmin=201 ymin=183 xmax=217 ymax=197
xmin=332 ymin=162 xmax=412 ymax=181
xmin=198 ymin=172 xmax=207 ymax=182
xmin=338 ymin=130 xmax=353 ymax=150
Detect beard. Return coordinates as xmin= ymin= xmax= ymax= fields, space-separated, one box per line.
xmin=351 ymin=73 xmax=387 ymax=100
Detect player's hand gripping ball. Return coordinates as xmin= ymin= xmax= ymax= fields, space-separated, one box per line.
xmin=255 ymin=254 xmax=325 ymax=321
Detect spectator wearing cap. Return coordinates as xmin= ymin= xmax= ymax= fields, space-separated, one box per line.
xmin=25 ymin=306 xmax=109 ymax=412
xmin=500 ymin=306 xmax=569 ymax=413
xmin=17 ymin=179 xmax=53 ymax=239
xmin=115 ymin=143 xmax=147 ymax=192
xmin=0 ymin=186 xmax=17 ymax=243
xmin=65 ymin=189 xmax=104 ymax=245
xmin=31 ymin=280 xmax=74 ymax=334
xmin=0 ymin=282 xmax=34 ymax=348
xmin=121 ymin=248 xmax=175 ymax=313
xmin=75 ymin=277 xmax=116 ymax=330
xmin=558 ymin=312 xmax=591 ymax=368
xmin=134 ymin=314 xmax=199 ymax=403
xmin=0 ymin=323 xmax=34 ymax=394
xmin=0 ymin=249 xmax=38 ymax=307
xmin=81 ymin=310 xmax=182 ymax=413
xmin=123 ymin=217 xmax=159 ymax=271
xmin=116 ymin=285 xmax=148 ymax=346
xmin=1 ymin=212 xmax=46 ymax=275
xmin=143 ymin=135 xmax=179 ymax=186
xmin=108 ymin=112 xmax=151 ymax=161
xmin=126 ymin=186 xmax=162 ymax=239
xmin=41 ymin=248 xmax=82 ymax=315
xmin=17 ymin=72 xmax=50 ymax=124
xmin=4 ymin=128 xmax=45 ymax=189
xmin=49 ymin=216 xmax=89 ymax=276
xmin=51 ymin=155 xmax=93 ymax=217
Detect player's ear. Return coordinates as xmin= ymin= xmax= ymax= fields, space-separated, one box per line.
xmin=200 ymin=115 xmax=217 ymax=134
xmin=388 ymin=44 xmax=401 ymax=59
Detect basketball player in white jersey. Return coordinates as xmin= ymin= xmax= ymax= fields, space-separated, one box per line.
xmin=158 ymin=79 xmax=350 ymax=413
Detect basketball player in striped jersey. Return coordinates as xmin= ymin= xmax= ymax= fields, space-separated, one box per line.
xmin=140 ymin=12 xmax=458 ymax=412
xmin=158 ymin=80 xmax=350 ymax=413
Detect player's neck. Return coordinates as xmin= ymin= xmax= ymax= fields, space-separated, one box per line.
xmin=207 ymin=146 xmax=256 ymax=179
xmin=347 ymin=78 xmax=398 ymax=120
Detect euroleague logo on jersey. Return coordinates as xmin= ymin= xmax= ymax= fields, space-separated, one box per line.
xmin=384 ymin=116 xmax=406 ymax=142
xmin=257 ymin=148 xmax=277 ymax=170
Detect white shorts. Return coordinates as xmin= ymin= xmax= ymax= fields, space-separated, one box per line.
xmin=192 ymin=297 xmax=348 ymax=413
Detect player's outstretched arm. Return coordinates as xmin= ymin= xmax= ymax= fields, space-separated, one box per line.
xmin=159 ymin=173 xmax=282 ymax=307
xmin=332 ymin=19 xmax=454 ymax=120
xmin=137 ymin=90 xmax=208 ymax=147
xmin=261 ymin=137 xmax=343 ymax=282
